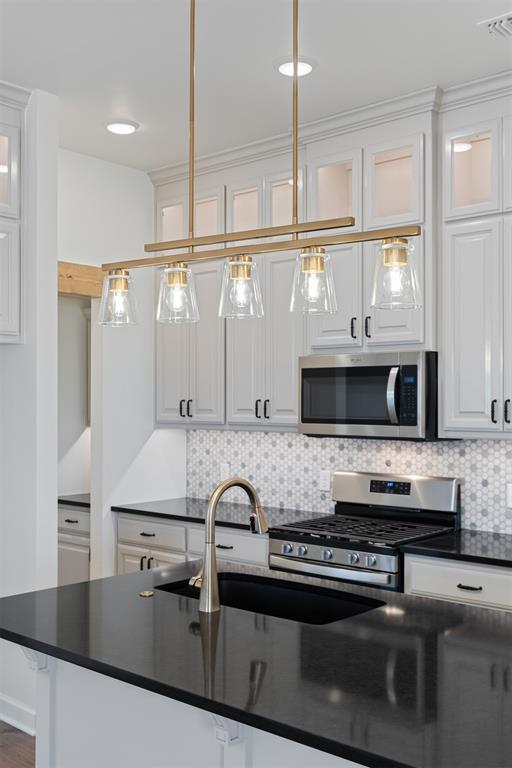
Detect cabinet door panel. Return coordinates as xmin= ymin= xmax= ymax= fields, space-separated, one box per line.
xmin=0 ymin=121 xmax=20 ymax=218
xmin=265 ymin=252 xmax=305 ymax=425
xmin=117 ymin=544 xmax=149 ymax=574
xmin=307 ymin=149 xmax=361 ymax=231
xmin=149 ymin=549 xmax=187 ymax=568
xmin=505 ymin=116 xmax=512 ymax=212
xmin=0 ymin=219 xmax=20 ymax=338
xmin=156 ymin=322 xmax=189 ymax=424
xmin=504 ymin=218 xmax=512 ymax=431
xmin=189 ymin=262 xmax=225 ymax=424
xmin=442 ymin=219 xmax=503 ymax=433
xmin=58 ymin=535 xmax=90 ymax=586
xmin=362 ymin=238 xmax=424 ymax=346
xmin=307 ymin=244 xmax=362 ymax=350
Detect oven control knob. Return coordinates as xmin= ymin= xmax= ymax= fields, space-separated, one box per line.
xmin=349 ymin=552 xmax=359 ymax=565
xmin=365 ymin=555 xmax=377 ymax=567
xmin=282 ymin=543 xmax=294 ymax=555
xmin=322 ymin=549 xmax=334 ymax=562
xmin=297 ymin=545 xmax=308 ymax=557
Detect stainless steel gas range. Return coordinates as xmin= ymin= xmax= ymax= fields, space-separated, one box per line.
xmin=269 ymin=471 xmax=460 ymax=591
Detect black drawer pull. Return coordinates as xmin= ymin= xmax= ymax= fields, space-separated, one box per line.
xmin=457 ymin=583 xmax=483 ymax=592
xmin=179 ymin=399 xmax=186 ymax=417
xmin=263 ymin=399 xmax=270 ymax=419
xmin=491 ymin=399 xmax=498 ymax=423
xmin=140 ymin=532 xmax=156 ymax=537
xmin=187 ymin=399 xmax=193 ymax=418
xmin=216 ymin=544 xmax=234 ymax=550
xmin=350 ymin=317 xmax=357 ymax=339
xmin=505 ymin=399 xmax=511 ymax=424
xmin=255 ymin=399 xmax=262 ymax=419
xmin=147 ymin=557 xmax=154 ymax=569
xmin=64 ymin=518 xmax=79 ymax=524
xmin=364 ymin=316 xmax=371 ymax=338
xmin=139 ymin=556 xmax=147 ymax=571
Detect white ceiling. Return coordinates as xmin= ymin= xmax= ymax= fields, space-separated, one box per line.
xmin=1 ymin=0 xmax=511 ymax=171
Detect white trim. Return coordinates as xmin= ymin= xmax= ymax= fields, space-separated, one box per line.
xmin=0 ymin=692 xmax=36 ymax=735
xmin=441 ymin=70 xmax=512 ymax=113
xmin=0 ymin=81 xmax=31 ymax=111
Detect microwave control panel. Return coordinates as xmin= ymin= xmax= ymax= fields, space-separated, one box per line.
xmin=399 ymin=366 xmax=417 ymax=425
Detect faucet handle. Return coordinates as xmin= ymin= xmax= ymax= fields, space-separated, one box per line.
xmin=250 ymin=510 xmax=269 ymax=535
xmin=189 ymin=569 xmax=203 ymax=590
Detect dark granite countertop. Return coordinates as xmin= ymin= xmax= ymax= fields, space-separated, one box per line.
xmin=58 ymin=493 xmax=90 ymax=509
xmin=112 ymin=497 xmax=315 ymax=530
xmin=402 ymin=528 xmax=512 ymax=568
xmin=0 ymin=560 xmax=510 ymax=768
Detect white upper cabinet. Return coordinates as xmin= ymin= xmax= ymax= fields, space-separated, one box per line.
xmin=0 ymin=121 xmax=20 ymax=219
xmin=441 ymin=218 xmax=503 ymax=433
xmin=307 ymin=149 xmax=361 ymax=230
xmin=160 ymin=199 xmax=185 ymax=241
xmin=503 ymin=116 xmax=512 ymax=212
xmin=503 ymin=217 xmax=512 ymax=432
xmin=0 ymin=219 xmax=20 ymax=337
xmin=364 ymin=134 xmax=424 ymax=228
xmin=444 ymin=120 xmax=501 ymax=220
xmin=362 ymin=238 xmax=424 ymax=347
xmin=227 ymin=180 xmax=262 ymax=237
xmin=307 ymin=243 xmax=362 ymax=350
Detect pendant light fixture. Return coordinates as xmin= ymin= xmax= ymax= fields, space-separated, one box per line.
xmin=219 ymin=256 xmax=264 ymax=318
xmin=98 ymin=269 xmax=138 ymax=326
xmin=370 ymin=237 xmax=421 ymax=310
xmin=102 ymin=0 xmax=423 ymax=317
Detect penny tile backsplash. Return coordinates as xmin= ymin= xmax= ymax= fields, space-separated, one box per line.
xmin=187 ymin=431 xmax=512 ymax=533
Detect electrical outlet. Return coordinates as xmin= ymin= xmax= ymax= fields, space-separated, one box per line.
xmin=507 ymin=483 xmax=512 ymax=508
xmin=319 ymin=470 xmax=331 ymax=492
xmin=220 ymin=462 xmax=231 ymax=481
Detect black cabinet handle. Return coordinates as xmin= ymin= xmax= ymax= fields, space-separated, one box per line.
xmin=140 ymin=532 xmax=156 ymax=538
xmin=457 ymin=583 xmax=483 ymax=592
xmin=505 ymin=399 xmax=511 ymax=424
xmin=187 ymin=399 xmax=193 ymax=418
xmin=255 ymin=399 xmax=262 ymax=419
xmin=263 ymin=399 xmax=270 ymax=419
xmin=364 ymin=316 xmax=371 ymax=338
xmin=64 ymin=518 xmax=79 ymax=524
xmin=491 ymin=399 xmax=498 ymax=423
xmin=216 ymin=544 xmax=234 ymax=550
xmin=139 ymin=556 xmax=147 ymax=571
xmin=147 ymin=557 xmax=154 ymax=569
xmin=179 ymin=399 xmax=186 ymax=417
xmin=350 ymin=317 xmax=357 ymax=340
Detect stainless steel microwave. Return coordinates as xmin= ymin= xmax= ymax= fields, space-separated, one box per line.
xmin=299 ymin=351 xmax=437 ymax=440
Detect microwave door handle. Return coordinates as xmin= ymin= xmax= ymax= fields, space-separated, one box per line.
xmin=386 ymin=366 xmax=399 ymax=425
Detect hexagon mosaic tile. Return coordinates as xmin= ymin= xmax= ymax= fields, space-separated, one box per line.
xmin=187 ymin=431 xmax=512 ymax=534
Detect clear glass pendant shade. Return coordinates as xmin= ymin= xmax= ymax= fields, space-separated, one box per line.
xmin=99 ymin=269 xmax=138 ymax=326
xmin=156 ymin=262 xmax=199 ymax=323
xmin=371 ymin=238 xmax=421 ymax=311
xmin=289 ymin=247 xmax=337 ymax=314
xmin=218 ymin=256 xmax=264 ymax=319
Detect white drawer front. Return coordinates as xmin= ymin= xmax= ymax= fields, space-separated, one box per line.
xmin=117 ymin=515 xmax=186 ymax=553
xmin=405 ymin=555 xmax=512 ymax=611
xmin=58 ymin=507 xmax=90 ymax=535
xmin=188 ymin=526 xmax=268 ymax=565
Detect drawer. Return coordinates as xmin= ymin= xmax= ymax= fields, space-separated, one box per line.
xmin=117 ymin=515 xmax=186 ymax=552
xmin=188 ymin=526 xmax=268 ymax=565
xmin=404 ymin=555 xmax=512 ymax=611
xmin=58 ymin=506 xmax=90 ymax=535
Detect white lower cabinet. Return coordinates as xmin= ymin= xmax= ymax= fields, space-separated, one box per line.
xmin=187 ymin=524 xmax=268 ymax=565
xmin=0 ymin=219 xmax=20 ymax=340
xmin=404 ymin=554 xmax=512 ymax=611
xmin=58 ymin=533 xmax=90 ymax=586
xmin=117 ymin=544 xmax=186 ymax=574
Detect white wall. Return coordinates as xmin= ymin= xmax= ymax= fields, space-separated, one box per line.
xmin=0 ymin=90 xmax=59 ymax=734
xmin=58 ymin=149 xmax=187 ymax=579
xmin=58 ymin=295 xmax=91 ymax=494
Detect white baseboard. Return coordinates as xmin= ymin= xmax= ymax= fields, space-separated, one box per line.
xmin=0 ymin=692 xmax=35 ymax=735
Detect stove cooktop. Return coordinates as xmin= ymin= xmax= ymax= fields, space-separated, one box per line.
xmin=274 ymin=514 xmax=451 ymax=548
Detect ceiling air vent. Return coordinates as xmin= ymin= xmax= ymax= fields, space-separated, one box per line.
xmin=478 ymin=13 xmax=512 ymax=37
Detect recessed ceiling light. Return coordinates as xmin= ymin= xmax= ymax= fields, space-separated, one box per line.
xmin=106 ymin=120 xmax=139 ymax=136
xmin=278 ymin=60 xmax=313 ymax=77
xmin=0 ymin=164 xmax=8 ymax=173
xmin=453 ymin=142 xmax=473 ymax=153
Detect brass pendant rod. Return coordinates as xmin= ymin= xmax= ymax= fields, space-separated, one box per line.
xmin=103 ymin=225 xmax=422 ymax=272
xmin=292 ymin=0 xmax=299 ymax=238
xmin=188 ymin=0 xmax=196 ymax=249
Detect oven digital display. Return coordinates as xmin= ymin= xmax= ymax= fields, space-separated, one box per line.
xmin=370 ymin=479 xmax=411 ymax=495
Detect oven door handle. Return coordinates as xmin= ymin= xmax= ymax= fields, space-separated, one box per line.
xmin=269 ymin=555 xmax=392 ymax=586
xmin=386 ymin=366 xmax=399 ymax=425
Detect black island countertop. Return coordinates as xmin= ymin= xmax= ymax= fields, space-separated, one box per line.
xmin=0 ymin=559 xmax=511 ymax=768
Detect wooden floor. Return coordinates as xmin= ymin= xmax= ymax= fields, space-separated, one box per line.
xmin=0 ymin=721 xmax=34 ymax=768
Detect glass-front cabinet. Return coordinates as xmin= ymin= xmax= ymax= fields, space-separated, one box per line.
xmin=503 ymin=115 xmax=512 ymax=212
xmin=0 ymin=122 xmax=20 ymax=219
xmin=364 ymin=134 xmax=424 ymax=228
xmin=444 ymin=120 xmax=500 ymax=219
xmin=307 ymin=149 xmax=361 ymax=230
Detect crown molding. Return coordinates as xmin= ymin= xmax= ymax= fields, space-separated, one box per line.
xmin=440 ymin=69 xmax=512 ymax=113
xmin=0 ymin=80 xmax=31 ymax=111
xmin=149 ymin=86 xmax=441 ymax=186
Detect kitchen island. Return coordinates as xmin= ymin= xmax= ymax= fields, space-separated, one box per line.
xmin=0 ymin=559 xmax=511 ymax=768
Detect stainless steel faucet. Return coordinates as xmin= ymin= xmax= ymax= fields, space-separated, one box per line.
xmin=189 ymin=476 xmax=268 ymax=613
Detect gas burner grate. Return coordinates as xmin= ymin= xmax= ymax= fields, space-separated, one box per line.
xmin=280 ymin=514 xmax=449 ymax=546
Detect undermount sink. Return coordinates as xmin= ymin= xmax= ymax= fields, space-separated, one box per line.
xmin=156 ymin=572 xmax=384 ymax=625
